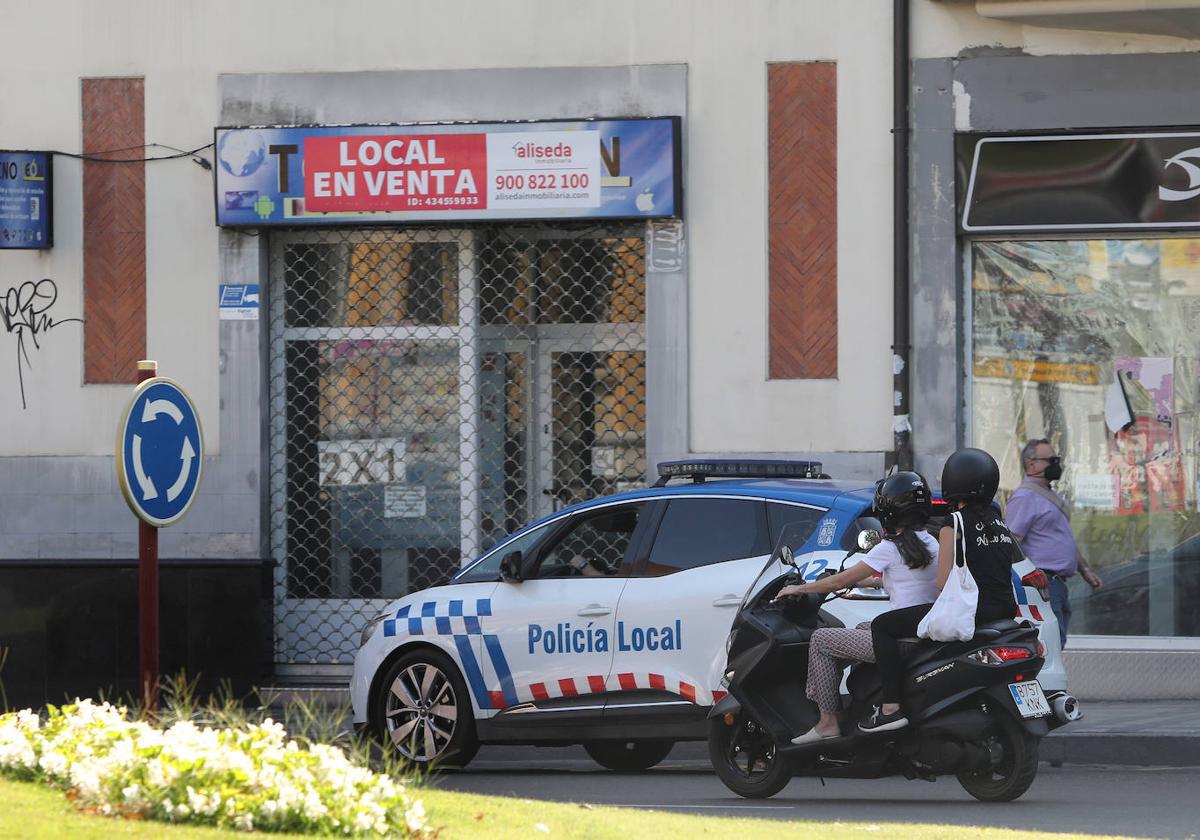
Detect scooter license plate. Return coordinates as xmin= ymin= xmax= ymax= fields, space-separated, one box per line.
xmin=1008 ymin=680 xmax=1051 ymax=719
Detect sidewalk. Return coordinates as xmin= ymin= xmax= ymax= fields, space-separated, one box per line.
xmin=266 ymin=687 xmax=1200 ymax=767
xmin=1041 ymin=701 xmax=1200 ymax=767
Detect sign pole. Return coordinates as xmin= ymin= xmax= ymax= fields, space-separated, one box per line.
xmin=136 ymin=359 xmax=159 ymax=711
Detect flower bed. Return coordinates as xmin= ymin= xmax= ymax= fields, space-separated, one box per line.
xmin=0 ymin=700 xmax=428 ymax=836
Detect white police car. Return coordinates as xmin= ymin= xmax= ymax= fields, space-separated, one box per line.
xmin=352 ymin=460 xmax=1067 ymax=770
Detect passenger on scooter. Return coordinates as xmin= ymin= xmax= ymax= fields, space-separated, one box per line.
xmin=773 ymin=471 xmax=940 ymax=744
xmin=861 ymin=448 xmax=1019 ymax=734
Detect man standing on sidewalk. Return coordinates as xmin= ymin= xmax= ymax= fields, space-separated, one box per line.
xmin=1007 ymin=438 xmax=1104 ymax=648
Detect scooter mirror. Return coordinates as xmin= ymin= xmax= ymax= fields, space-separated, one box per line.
xmin=857 ymin=529 xmax=882 ymax=552
xmin=779 ymin=544 xmax=796 ymax=567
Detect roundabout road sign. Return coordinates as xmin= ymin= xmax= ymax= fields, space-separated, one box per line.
xmin=116 ymin=377 xmax=204 ymax=527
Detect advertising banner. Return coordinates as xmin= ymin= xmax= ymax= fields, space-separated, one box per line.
xmin=214 ymin=118 xmax=681 ymax=226
xmin=959 ymin=132 xmax=1200 ymax=232
xmin=0 ymin=150 xmax=52 ymax=249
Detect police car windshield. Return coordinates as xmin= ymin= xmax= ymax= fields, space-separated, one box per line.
xmin=740 ymin=520 xmax=810 ymax=610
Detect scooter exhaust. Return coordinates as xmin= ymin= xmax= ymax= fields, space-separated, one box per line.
xmin=1049 ymin=692 xmax=1081 ymax=724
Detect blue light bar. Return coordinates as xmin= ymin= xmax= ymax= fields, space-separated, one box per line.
xmin=655 ymin=459 xmax=827 ymax=485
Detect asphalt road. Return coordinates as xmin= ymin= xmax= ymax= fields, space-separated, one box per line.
xmin=429 ymin=744 xmax=1200 ymax=838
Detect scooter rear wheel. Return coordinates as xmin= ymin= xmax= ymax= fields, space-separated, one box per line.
xmin=707 ymin=713 xmax=792 ymax=799
xmin=956 ymin=712 xmax=1040 ymax=802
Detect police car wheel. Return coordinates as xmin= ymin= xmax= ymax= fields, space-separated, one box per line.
xmin=582 ymin=739 xmax=674 ymax=771
xmin=373 ymin=649 xmax=479 ymax=770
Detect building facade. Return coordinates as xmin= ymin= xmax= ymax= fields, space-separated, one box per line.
xmin=1 ymin=0 xmax=1198 ymax=703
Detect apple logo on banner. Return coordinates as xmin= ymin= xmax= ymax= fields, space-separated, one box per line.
xmin=635 ymin=190 xmax=655 ymax=213
xmin=1159 ymin=147 xmax=1200 ymax=202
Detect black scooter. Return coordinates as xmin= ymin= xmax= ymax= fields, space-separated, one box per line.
xmin=708 ymin=524 xmax=1078 ymax=801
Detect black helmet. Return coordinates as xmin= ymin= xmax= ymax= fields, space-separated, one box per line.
xmin=873 ymin=471 xmax=932 ymax=530
xmin=941 ymin=447 xmax=1000 ymax=503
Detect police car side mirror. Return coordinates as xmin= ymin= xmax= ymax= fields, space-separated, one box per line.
xmin=500 ymin=550 xmax=524 ymax=583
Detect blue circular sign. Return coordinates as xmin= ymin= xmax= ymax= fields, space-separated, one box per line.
xmin=116 ymin=378 xmax=204 ymax=527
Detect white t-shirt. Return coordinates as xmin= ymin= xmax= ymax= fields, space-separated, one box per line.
xmin=857 ymin=532 xmax=940 ymax=610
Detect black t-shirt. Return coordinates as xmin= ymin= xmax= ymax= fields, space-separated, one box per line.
xmin=956 ymin=506 xmax=1019 ymax=623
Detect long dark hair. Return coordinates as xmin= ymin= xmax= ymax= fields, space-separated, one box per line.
xmin=886 ymin=528 xmax=932 ymax=570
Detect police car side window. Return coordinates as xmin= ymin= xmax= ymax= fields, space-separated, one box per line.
xmin=454 ymin=523 xmax=552 ymax=583
xmin=535 ymin=505 xmax=642 ymax=579
xmin=766 ymin=503 xmax=827 ymax=548
xmin=642 ymin=499 xmax=769 ymax=575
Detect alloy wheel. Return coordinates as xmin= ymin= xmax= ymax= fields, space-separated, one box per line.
xmin=383 ymin=662 xmax=458 ymax=762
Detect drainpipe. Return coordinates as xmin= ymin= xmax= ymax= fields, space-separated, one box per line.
xmin=892 ymin=0 xmax=914 ymax=471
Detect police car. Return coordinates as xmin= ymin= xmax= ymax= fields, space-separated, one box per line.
xmin=352 ymin=460 xmax=1067 ymax=770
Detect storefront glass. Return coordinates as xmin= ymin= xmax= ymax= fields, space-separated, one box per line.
xmin=971 ymin=239 xmax=1200 ymax=637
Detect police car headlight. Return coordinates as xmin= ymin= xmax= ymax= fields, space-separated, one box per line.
xmin=360 ymin=611 xmax=390 ymax=647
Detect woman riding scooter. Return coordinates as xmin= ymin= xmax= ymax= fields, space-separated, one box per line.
xmin=774 ymin=471 xmax=940 ymax=744
xmin=862 ymin=448 xmax=1019 ymax=733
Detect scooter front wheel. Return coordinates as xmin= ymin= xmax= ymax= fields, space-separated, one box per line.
xmin=956 ymin=712 xmax=1040 ymax=802
xmin=707 ymin=713 xmax=792 ymax=798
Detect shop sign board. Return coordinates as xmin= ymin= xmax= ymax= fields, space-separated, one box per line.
xmin=214 ymin=117 xmax=681 ymax=226
xmin=960 ymin=132 xmax=1200 ymax=232
xmin=0 ymin=150 xmax=52 ymax=249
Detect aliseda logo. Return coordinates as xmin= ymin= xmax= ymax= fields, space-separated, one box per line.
xmin=1159 ymin=146 xmax=1200 ymax=202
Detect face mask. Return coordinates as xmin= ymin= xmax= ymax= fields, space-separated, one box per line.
xmin=1043 ymin=459 xmax=1063 ymax=482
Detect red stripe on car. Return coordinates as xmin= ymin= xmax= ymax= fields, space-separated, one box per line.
xmin=558 ymin=678 xmax=578 ymax=697
xmin=618 ymin=673 xmax=637 ymax=691
xmin=489 ymin=690 xmax=505 ymax=710
xmin=588 ymin=675 xmax=606 ymax=693
xmin=679 ymin=682 xmax=696 ymax=703
xmin=649 ymin=673 xmax=665 ymax=690
xmin=530 ymin=682 xmax=549 ymax=701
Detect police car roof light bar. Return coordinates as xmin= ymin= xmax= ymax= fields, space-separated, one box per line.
xmin=654 ymin=459 xmax=828 ymax=486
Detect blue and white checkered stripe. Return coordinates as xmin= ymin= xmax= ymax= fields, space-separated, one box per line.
xmin=383 ymin=598 xmax=493 ymax=638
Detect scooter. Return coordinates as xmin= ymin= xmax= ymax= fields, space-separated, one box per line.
xmin=708 ymin=523 xmax=1079 ymax=801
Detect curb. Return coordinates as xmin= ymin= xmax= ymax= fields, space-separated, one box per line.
xmin=1041 ymin=732 xmax=1200 ymax=767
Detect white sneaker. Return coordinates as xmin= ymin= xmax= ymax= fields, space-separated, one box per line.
xmin=790 ymin=727 xmax=839 ymax=745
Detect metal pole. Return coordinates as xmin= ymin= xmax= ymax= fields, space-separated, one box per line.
xmin=892 ymin=0 xmax=914 ymax=471
xmin=137 ymin=359 xmax=159 ymax=710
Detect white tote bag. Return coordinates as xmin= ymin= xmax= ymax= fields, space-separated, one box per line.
xmin=917 ymin=511 xmax=979 ymax=642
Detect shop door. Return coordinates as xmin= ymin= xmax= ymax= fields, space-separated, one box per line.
xmin=269 ymin=225 xmax=647 ymax=668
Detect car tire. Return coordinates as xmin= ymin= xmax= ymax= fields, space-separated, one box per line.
xmin=956 ymin=713 xmax=1040 ymax=802
xmin=583 ymin=739 xmax=675 ymax=771
xmin=372 ymin=648 xmax=479 ymax=771
xmin=707 ymin=714 xmax=792 ymax=799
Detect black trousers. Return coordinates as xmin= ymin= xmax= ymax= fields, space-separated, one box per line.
xmin=871 ymin=601 xmax=1016 ymax=705
xmin=870 ymin=604 xmax=933 ymax=705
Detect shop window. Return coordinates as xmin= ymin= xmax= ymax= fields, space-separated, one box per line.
xmin=970 ymin=238 xmax=1200 ymax=637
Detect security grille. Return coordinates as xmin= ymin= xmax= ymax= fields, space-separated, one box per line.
xmin=268 ymin=224 xmax=647 ymax=664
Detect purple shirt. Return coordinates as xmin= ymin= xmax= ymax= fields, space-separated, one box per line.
xmin=1005 ymin=482 xmax=1078 ymax=576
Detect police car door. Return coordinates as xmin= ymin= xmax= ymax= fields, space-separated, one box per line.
xmin=606 ymin=497 xmax=774 ymax=716
xmin=481 ymin=501 xmax=646 ymax=716
xmin=610 ymin=497 xmax=829 ymax=715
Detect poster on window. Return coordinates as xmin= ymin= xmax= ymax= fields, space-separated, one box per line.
xmin=1109 ymin=358 xmax=1186 ymax=514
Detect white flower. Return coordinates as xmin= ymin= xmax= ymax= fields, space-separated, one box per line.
xmin=234 ymin=812 xmax=253 ymax=831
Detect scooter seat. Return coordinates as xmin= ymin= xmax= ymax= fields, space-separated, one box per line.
xmin=896 ymin=619 xmax=1028 ymax=667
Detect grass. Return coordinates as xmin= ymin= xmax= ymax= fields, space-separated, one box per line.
xmin=0 ymin=777 xmax=314 ymax=839
xmin=0 ymin=775 xmax=1136 ymax=840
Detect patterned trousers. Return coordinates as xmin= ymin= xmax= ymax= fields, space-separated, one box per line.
xmin=806 ymin=622 xmax=875 ymax=713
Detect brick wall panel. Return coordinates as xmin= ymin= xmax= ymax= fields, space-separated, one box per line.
xmin=82 ymin=77 xmax=146 ymax=384
xmin=768 ymin=62 xmax=837 ymax=380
